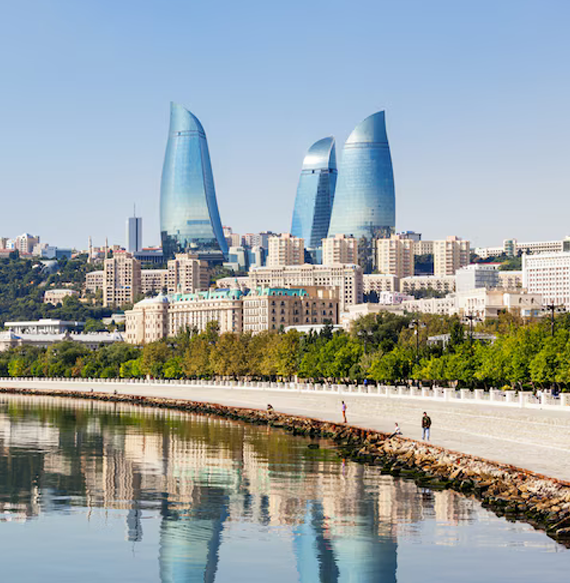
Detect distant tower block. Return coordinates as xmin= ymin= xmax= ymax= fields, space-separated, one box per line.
xmin=126 ymin=207 xmax=143 ymax=253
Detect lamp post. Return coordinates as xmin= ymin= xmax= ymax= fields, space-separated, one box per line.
xmin=409 ymin=319 xmax=426 ymax=364
xmin=464 ymin=312 xmax=480 ymax=349
xmin=543 ymin=303 xmax=565 ymax=336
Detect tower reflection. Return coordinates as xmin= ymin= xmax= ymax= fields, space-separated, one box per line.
xmin=0 ymin=396 xmax=479 ymax=582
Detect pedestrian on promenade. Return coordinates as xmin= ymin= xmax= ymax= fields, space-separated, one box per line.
xmin=422 ymin=412 xmax=432 ymax=440
xmin=388 ymin=423 xmax=402 ymax=439
xmin=341 ymin=401 xmax=347 ymax=424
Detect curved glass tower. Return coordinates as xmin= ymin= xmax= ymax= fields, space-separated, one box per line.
xmin=160 ymin=103 xmax=228 ymax=260
xmin=328 ymin=111 xmax=395 ymax=241
xmin=291 ymin=137 xmax=337 ymax=249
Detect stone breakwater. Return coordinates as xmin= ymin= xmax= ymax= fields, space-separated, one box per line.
xmin=3 ymin=386 xmax=570 ymax=546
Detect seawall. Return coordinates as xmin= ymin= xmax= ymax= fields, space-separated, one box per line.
xmin=1 ymin=377 xmax=570 ymax=481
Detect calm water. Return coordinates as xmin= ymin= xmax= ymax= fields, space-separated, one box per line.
xmin=0 ymin=396 xmax=568 ymax=582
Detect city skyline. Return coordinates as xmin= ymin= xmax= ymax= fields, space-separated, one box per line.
xmin=1 ymin=1 xmax=570 ymax=250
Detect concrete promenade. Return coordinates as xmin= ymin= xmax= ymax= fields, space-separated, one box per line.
xmin=1 ymin=377 xmax=570 ymax=482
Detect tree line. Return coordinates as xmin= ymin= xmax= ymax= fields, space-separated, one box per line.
xmin=2 ymin=311 xmax=570 ymax=390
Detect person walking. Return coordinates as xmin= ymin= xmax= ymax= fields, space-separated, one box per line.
xmin=422 ymin=412 xmax=432 ymax=440
xmin=341 ymin=401 xmax=347 ymax=424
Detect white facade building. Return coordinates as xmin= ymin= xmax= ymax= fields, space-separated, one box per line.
xmin=267 ymin=234 xmax=305 ymax=267
xmin=376 ymin=235 xmax=414 ymax=278
xmin=321 ymin=234 xmax=358 ymax=265
xmin=248 ymin=264 xmax=362 ymax=311
xmin=432 ymin=236 xmax=470 ymax=276
xmin=523 ymin=252 xmax=570 ymax=307
xmin=400 ymin=275 xmax=456 ymax=295
xmin=363 ymin=274 xmax=399 ymax=294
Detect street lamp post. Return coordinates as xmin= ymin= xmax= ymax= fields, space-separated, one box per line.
xmin=464 ymin=312 xmax=480 ymax=349
xmin=542 ymin=303 xmax=565 ymax=336
xmin=409 ymin=319 xmax=426 ymax=364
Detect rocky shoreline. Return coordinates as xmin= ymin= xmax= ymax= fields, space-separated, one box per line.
xmin=3 ymin=386 xmax=570 ymax=546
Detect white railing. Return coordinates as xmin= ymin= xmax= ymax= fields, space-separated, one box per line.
xmin=0 ymin=377 xmax=567 ymax=411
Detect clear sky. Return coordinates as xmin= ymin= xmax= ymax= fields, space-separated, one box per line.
xmin=1 ymin=0 xmax=569 ymax=250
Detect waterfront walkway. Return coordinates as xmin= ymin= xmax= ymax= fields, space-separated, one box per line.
xmin=1 ymin=378 xmax=570 ymax=482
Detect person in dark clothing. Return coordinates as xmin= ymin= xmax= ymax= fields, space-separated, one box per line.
xmin=422 ymin=412 xmax=432 ymax=440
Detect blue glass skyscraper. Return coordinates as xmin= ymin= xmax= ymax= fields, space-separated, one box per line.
xmin=291 ymin=137 xmax=337 ymax=249
xmin=160 ymin=103 xmax=228 ymax=260
xmin=328 ymin=111 xmax=395 ymax=241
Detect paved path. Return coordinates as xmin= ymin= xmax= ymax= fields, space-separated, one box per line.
xmin=2 ymin=380 xmax=570 ymax=482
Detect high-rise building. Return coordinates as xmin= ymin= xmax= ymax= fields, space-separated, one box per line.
xmin=160 ymin=103 xmax=228 ymax=261
xmin=15 ymin=233 xmax=40 ymax=255
xmin=328 ymin=111 xmax=395 ymax=243
xmin=523 ymin=252 xmax=570 ymax=307
xmin=267 ymin=234 xmax=305 ymax=267
xmin=166 ymin=253 xmax=210 ymax=294
xmin=103 ymin=252 xmax=141 ymax=307
xmin=126 ymin=214 xmax=142 ymax=253
xmin=322 ymin=234 xmax=358 ymax=265
xmin=433 ymin=236 xmax=470 ymax=276
xmin=376 ymin=235 xmax=414 ymax=278
xmin=140 ymin=269 xmax=169 ymax=295
xmin=291 ymin=137 xmax=337 ymax=249
xmin=243 ymin=231 xmax=275 ymax=250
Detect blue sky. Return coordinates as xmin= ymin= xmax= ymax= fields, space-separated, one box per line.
xmin=0 ymin=0 xmax=569 ymax=250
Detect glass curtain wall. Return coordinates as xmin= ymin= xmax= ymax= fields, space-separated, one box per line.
xmin=160 ymin=103 xmax=228 ymax=260
xmin=328 ymin=111 xmax=395 ymax=241
xmin=291 ymin=137 xmax=337 ymax=249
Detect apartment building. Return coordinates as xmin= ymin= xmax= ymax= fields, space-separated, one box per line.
xmin=400 ymin=275 xmax=456 ymax=295
xmin=141 ymin=269 xmax=169 ymax=295
xmin=85 ymin=270 xmax=104 ymax=293
xmin=363 ymin=274 xmax=399 ymax=294
xmin=321 ymin=234 xmax=357 ymax=265
xmin=376 ymin=234 xmax=414 ymax=278
xmin=166 ymin=253 xmax=210 ymax=294
xmin=267 ymin=234 xmax=305 ymax=267
xmin=433 ymin=236 xmax=470 ymax=276
xmin=103 ymin=253 xmax=141 ymax=307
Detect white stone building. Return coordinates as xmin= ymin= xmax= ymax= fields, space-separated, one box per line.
xmin=363 ymin=274 xmax=399 ymax=294
xmin=400 ymin=275 xmax=456 ymax=295
xmin=248 ymin=264 xmax=362 ymax=311
xmin=43 ymin=289 xmax=79 ymax=305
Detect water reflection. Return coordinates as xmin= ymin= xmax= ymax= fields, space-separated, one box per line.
xmin=0 ymin=396 xmax=564 ymax=583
